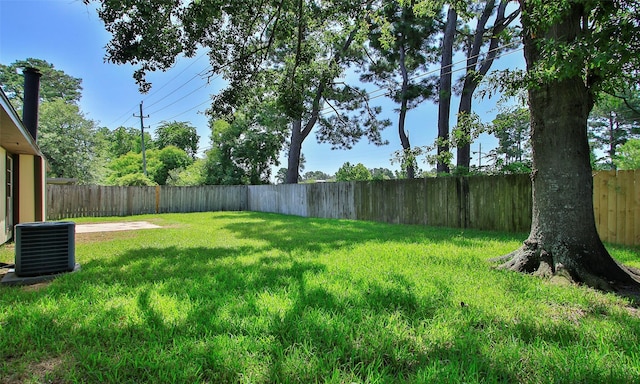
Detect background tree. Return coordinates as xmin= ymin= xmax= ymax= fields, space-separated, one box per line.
xmin=91 ymin=126 xmax=117 ymax=182
xmin=362 ymin=2 xmax=439 ymax=179
xmin=106 ymin=152 xmax=161 ymax=186
xmin=275 ymin=168 xmax=288 ymax=185
xmin=588 ymin=91 xmax=640 ymax=169
xmin=204 ymin=98 xmax=288 ymax=185
xmin=302 ymin=171 xmax=332 ymax=182
xmin=489 ymin=105 xmax=531 ymax=172
xmin=105 ymin=146 xmax=189 ymax=185
xmin=613 ymin=139 xmax=640 ymax=170
xmin=89 ymin=0 xmax=390 ymax=185
xmin=155 ymin=146 xmax=193 ymax=185
xmin=335 ymin=162 xmax=372 ymax=181
xmin=370 ymin=167 xmax=396 ymax=180
xmin=0 ymin=58 xmax=82 ymax=110
xmin=454 ymin=0 xmax=519 ymax=171
xmin=167 ymin=158 xmax=207 ymax=186
xmin=436 ymin=5 xmax=457 ymax=173
xmin=108 ymin=126 xmax=156 ymax=157
xmin=155 ymin=121 xmax=200 ymax=159
xmin=37 ymin=99 xmax=97 ymax=184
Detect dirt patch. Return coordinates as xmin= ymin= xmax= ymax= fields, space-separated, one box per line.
xmin=3 ymin=355 xmax=70 ymax=384
xmin=547 ymin=303 xmax=587 ymax=325
xmin=75 ymin=230 xmax=139 ymax=244
xmin=21 ymin=281 xmax=51 ymax=292
xmin=625 ymin=306 xmax=640 ymax=318
xmin=74 ymin=220 xmax=164 ymax=243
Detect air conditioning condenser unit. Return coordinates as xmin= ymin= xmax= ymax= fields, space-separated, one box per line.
xmin=15 ymin=222 xmax=76 ymax=277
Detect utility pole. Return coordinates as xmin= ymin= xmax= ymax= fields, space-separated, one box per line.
xmin=473 ymin=143 xmax=485 ymax=169
xmin=133 ymin=101 xmax=149 ymax=176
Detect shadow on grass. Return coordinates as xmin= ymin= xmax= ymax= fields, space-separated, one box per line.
xmin=2 ymin=213 xmax=638 ymax=382
xmin=3 ymin=242 xmax=638 ymax=382
xmin=217 ymin=212 xmax=526 ymax=254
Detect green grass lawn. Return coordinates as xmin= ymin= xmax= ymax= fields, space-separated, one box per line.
xmin=1 ymin=212 xmax=639 ymax=383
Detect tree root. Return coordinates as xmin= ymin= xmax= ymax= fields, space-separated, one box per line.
xmin=491 ymin=240 xmax=640 ymax=298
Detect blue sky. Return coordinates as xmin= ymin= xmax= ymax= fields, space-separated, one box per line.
xmin=0 ymin=0 xmax=525 ymax=176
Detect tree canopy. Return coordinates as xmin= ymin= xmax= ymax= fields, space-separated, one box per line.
xmin=155 ymin=121 xmax=200 ymax=159
xmin=588 ymin=90 xmax=640 ymax=169
xmin=614 ymin=139 xmax=640 ymax=170
xmin=38 ymin=99 xmax=98 ymax=183
xmin=0 ymin=58 xmax=82 ymax=110
xmin=204 ymin=98 xmax=288 ymax=185
xmin=335 ymin=162 xmax=372 ymax=181
xmin=361 ymin=2 xmax=439 ymax=179
xmin=87 ymin=0 xmax=392 ymax=184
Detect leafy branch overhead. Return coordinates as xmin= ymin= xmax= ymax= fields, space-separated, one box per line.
xmin=88 ymin=0 xmax=394 ymax=183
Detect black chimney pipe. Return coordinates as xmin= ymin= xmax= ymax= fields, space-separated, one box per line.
xmin=22 ymin=67 xmax=42 ymax=142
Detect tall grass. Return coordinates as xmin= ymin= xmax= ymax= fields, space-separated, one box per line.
xmin=1 ymin=212 xmax=639 ymax=383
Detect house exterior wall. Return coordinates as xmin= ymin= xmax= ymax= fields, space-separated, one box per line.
xmin=37 ymin=156 xmax=46 ymax=221
xmin=0 ymin=147 xmax=7 ymax=244
xmin=1 ymin=87 xmax=47 ymax=245
xmin=18 ymin=154 xmax=35 ymax=223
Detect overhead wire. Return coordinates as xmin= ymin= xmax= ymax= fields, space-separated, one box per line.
xmin=150 ymin=40 xmax=524 ymax=129
xmin=107 ymin=52 xmax=209 ymax=127
xmin=161 ymin=97 xmax=213 ymax=122
xmin=143 ymin=52 xmax=208 ymax=107
xmin=114 ymin=39 xmax=523 ymax=136
xmin=146 ymin=71 xmax=221 ymax=117
xmin=144 ymin=70 xmax=208 ymax=111
xmin=318 ymin=41 xmax=524 ymax=117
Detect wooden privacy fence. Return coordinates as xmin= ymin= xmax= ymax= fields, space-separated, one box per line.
xmin=47 ymin=185 xmax=247 ymax=219
xmin=46 ymin=171 xmax=639 ymax=245
xmin=593 ymin=170 xmax=639 ymax=246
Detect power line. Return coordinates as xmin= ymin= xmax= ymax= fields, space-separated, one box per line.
xmin=144 ymin=71 xmax=207 ymax=110
xmin=124 ymin=40 xmax=523 ymax=135
xmin=151 ymin=42 xmax=523 ymax=131
xmin=108 ymin=53 xmax=210 ymax=128
xmin=161 ymin=97 xmax=213 ymax=122
xmin=143 ymin=52 xmax=208 ymax=105
xmin=319 ymin=42 xmax=524 ymax=116
xmin=147 ymin=74 xmax=221 ymax=116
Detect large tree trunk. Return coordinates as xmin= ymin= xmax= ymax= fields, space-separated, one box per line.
xmin=286 ymin=119 xmax=304 ymax=184
xmin=456 ymin=0 xmax=520 ymax=170
xmin=497 ymin=2 xmax=640 ymax=293
xmin=436 ymin=7 xmax=456 ymax=174
xmin=456 ymin=0 xmax=495 ymax=170
xmin=608 ymin=114 xmax=617 ymax=169
xmin=398 ymin=45 xmax=415 ymax=179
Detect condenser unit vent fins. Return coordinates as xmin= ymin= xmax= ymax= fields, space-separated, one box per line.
xmin=15 ymin=222 xmax=75 ymax=277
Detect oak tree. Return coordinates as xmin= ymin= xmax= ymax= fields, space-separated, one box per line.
xmin=495 ymin=0 xmax=640 ymax=292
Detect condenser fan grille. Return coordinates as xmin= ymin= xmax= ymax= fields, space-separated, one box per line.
xmin=15 ymin=222 xmax=75 ymax=277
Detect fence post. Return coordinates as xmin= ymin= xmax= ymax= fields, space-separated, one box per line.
xmin=155 ymin=185 xmax=161 ymax=214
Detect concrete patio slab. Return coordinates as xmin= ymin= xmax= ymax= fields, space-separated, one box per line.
xmin=1 ymin=263 xmax=81 ymax=286
xmin=75 ymin=221 xmax=161 ymax=233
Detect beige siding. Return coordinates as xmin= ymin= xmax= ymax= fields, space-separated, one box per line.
xmin=0 ymin=147 xmax=8 ymax=244
xmin=18 ymin=154 xmax=35 ymax=223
